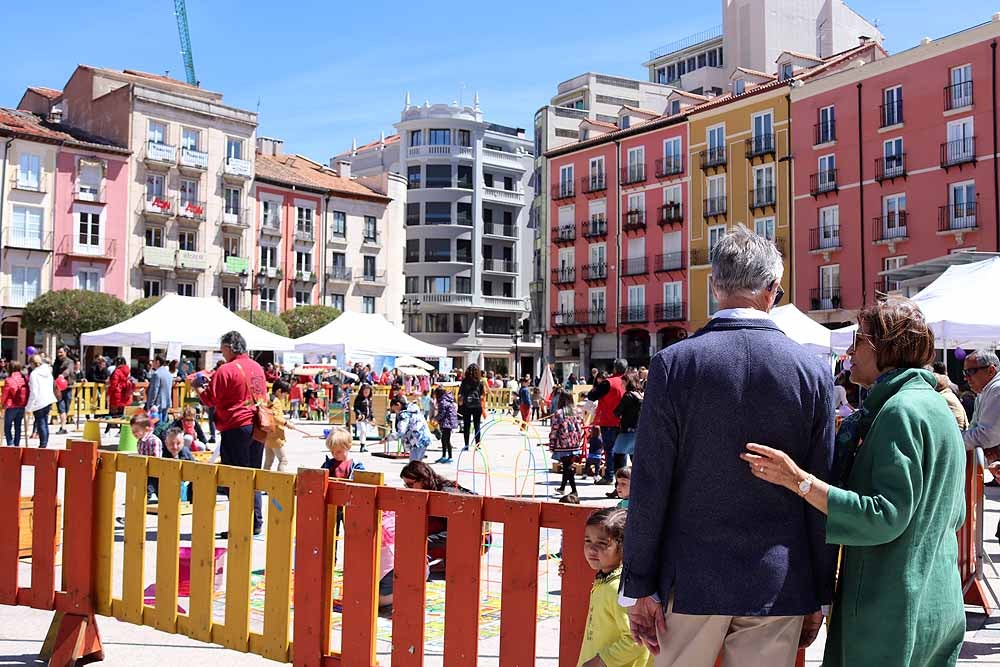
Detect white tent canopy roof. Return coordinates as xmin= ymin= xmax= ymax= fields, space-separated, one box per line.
xmin=80 ymin=294 xmax=296 ymax=351
xmin=910 ymin=256 xmax=1000 ymax=348
xmin=770 ymin=304 xmax=841 ymax=354
xmin=293 ymin=312 xmax=446 ymax=360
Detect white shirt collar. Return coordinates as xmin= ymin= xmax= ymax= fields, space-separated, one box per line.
xmin=712 ymin=307 xmax=773 ymax=321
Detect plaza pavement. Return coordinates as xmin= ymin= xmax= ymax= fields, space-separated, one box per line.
xmin=1 ymin=416 xmax=1000 ymax=665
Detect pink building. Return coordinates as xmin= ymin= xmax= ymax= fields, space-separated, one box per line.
xmin=792 ymin=18 xmax=1000 ymax=323
xmin=547 ymin=114 xmax=689 ymax=371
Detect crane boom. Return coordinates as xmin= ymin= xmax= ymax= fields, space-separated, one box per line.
xmin=174 ymin=0 xmax=197 ymax=86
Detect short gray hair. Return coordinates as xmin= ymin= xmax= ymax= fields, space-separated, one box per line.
xmin=970 ymin=348 xmax=1000 ymax=369
xmin=220 ymin=330 xmax=247 ymax=355
xmin=710 ymin=226 xmax=784 ymax=297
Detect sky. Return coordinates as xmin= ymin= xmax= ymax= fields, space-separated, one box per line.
xmin=0 ymin=0 xmax=992 ymax=162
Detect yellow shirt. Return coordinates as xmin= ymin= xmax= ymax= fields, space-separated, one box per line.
xmin=578 ymin=567 xmax=649 ymax=667
xmin=266 ymin=397 xmax=289 ymax=449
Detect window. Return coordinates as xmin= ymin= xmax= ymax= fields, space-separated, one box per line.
xmin=620 ymin=116 xmax=630 ymax=129
xmin=262 ymin=200 xmax=281 ymax=228
xmin=146 ymin=173 xmax=165 ymax=199
xmin=457 ymin=129 xmax=471 ymax=147
xmin=627 ymin=147 xmax=645 ymax=182
xmin=180 ymin=179 xmax=198 ymax=206
xmin=78 ymin=210 xmax=101 ymax=248
xmin=456 ymin=277 xmax=472 ymax=294
xmin=882 ymin=86 xmax=903 ymax=127
xmin=362 ymin=256 xmax=376 ymax=281
xmin=949 ymin=181 xmax=976 ymax=229
xmin=708 ymin=50 xmax=718 ymax=68
xmin=655 ymin=67 xmax=666 ymax=84
xmin=706 ymin=174 xmax=726 ymax=214
xmin=145 ymin=226 xmax=164 ymax=247
xmin=734 ymin=79 xmax=746 ymax=95
xmin=781 ymin=63 xmax=794 ymax=81
xmin=662 ymin=230 xmax=682 ymax=257
xmin=589 ymin=157 xmax=605 ymax=189
xmin=223 ymin=236 xmax=241 ymax=258
xmin=678 ymin=60 xmax=686 ymax=76
xmin=456 ymin=239 xmax=472 ymax=263
xmin=295 ymin=290 xmax=311 ymax=307
xmin=707 ymin=125 xmax=725 ymax=152
xmin=331 ymin=210 xmax=346 ymax=237
xmin=949 ymin=64 xmax=973 ymax=109
xmin=406 ymin=240 xmax=419 ymax=262
xmin=558 ymin=164 xmax=574 ymax=197
xmin=148 ymin=121 xmax=167 ymax=144
xmin=818 ymin=155 xmax=836 ymax=189
xmin=457 ymin=165 xmax=473 ymax=189
xmin=883 ymin=138 xmax=904 ymax=178
xmin=424 ymin=239 xmax=451 ymax=262
xmin=424 ymin=277 xmax=451 ymax=294
xmin=456 ymin=202 xmax=472 ymax=226
xmin=425 ymin=202 xmax=451 ymax=225
xmin=177 ymin=282 xmax=195 ymax=297
xmin=143 ymin=279 xmax=162 ymax=299
xmin=818 ymin=106 xmax=835 ymax=144
xmin=11 ymin=206 xmax=43 ymax=247
xmin=752 ymin=111 xmax=773 ymax=152
xmin=882 ymin=193 xmax=907 ymax=239
xmin=261 ymin=288 xmax=277 ymax=314
xmin=627 ymin=192 xmax=645 ymax=221
xmin=819 ymin=206 xmax=839 ymax=248
xmin=883 ymin=256 xmax=906 ymax=292
xmin=670 ymin=100 xmax=681 ymax=115
xmin=818 ymin=265 xmax=840 ymax=308
xmin=295 ymin=251 xmax=313 ymax=273
xmin=260 ymin=245 xmax=278 ymax=270
xmin=429 ymin=129 xmax=451 ymax=145
xmin=182 ymin=128 xmax=200 ymax=150
xmin=407 ymin=166 xmax=422 ymax=189
xmin=77 ymin=160 xmax=102 ymax=198
xmin=362 ymin=297 xmax=376 ymax=314
xmin=753 ymin=165 xmax=774 ymax=204
xmin=409 ymin=130 xmax=424 ymax=147
xmin=666 ymin=64 xmax=676 ymax=81
xmin=426 ymin=313 xmax=449 ymax=333
xmin=226 ymin=137 xmax=244 ymax=160
xmin=663 ymin=137 xmax=682 ymax=171
xmin=484 ymin=173 xmax=494 ymax=188
xmin=17 ymin=153 xmax=40 ymax=190
xmin=504 ymin=176 xmax=514 ymax=191
xmin=406 ymin=203 xmax=420 ymax=226
xmin=662 ymin=282 xmax=682 ymax=318
xmin=946 ymin=117 xmax=975 ymax=163
xmin=296 ymin=206 xmax=314 ymax=235
xmin=754 ymin=217 xmax=775 ymax=241
xmin=687 ymin=57 xmax=696 ymax=71
xmin=708 ymin=225 xmax=727 ymax=255
xmin=453 ymin=313 xmax=471 ymax=334
xmin=178 ymin=230 xmax=196 ymax=251
xmin=425 ymin=164 xmax=452 ymax=188
xmin=329 ymin=293 xmax=344 ymax=311
xmin=589 ymin=289 xmax=606 ymax=322
xmin=222 ymin=286 xmax=239 ymax=311
xmin=225 ymin=187 xmax=241 ymax=216
xmin=76 ymin=269 xmax=101 ymax=292
xmin=698 ymin=53 xmax=707 ymax=69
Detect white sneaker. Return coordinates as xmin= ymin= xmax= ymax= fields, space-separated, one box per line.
xmin=551 ymin=489 xmax=565 ymax=498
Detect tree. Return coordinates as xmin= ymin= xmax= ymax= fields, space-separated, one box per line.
xmin=236 ymin=310 xmax=289 ymax=337
xmin=22 ymin=290 xmax=130 ymax=346
xmin=129 ymin=296 xmax=163 ymax=316
xmin=280 ymin=305 xmax=341 ymax=339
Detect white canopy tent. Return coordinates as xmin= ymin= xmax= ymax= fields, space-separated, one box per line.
xmin=770 ymin=304 xmax=841 ymax=355
xmin=293 ymin=312 xmax=446 ymax=361
xmin=909 ymin=256 xmax=1000 ymax=348
xmin=80 ymin=294 xmax=296 ymax=351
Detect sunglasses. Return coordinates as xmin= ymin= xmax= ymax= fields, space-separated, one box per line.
xmin=963 ymin=366 xmax=991 ymax=378
xmin=852 ymin=330 xmax=876 ymax=349
xmin=773 ymin=285 xmax=785 ymax=306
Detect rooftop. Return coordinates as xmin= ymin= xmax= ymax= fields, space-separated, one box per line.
xmin=0 ymin=107 xmax=130 ymax=154
xmin=27 ymin=87 xmax=63 ymax=101
xmin=255 ymin=152 xmax=390 ymax=202
xmin=647 ymin=24 xmax=724 ymax=64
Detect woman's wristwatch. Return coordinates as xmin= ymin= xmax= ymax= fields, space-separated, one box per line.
xmin=797 ymin=474 xmax=815 ymax=496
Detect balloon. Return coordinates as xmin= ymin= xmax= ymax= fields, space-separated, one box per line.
xmin=25 ymin=346 xmax=37 ymax=357
xmin=954 ymin=348 xmax=968 ymax=361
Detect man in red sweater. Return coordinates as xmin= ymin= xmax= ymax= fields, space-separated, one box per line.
xmin=587 ymin=358 xmax=628 ymax=487
xmin=197 ymin=331 xmax=268 ymax=536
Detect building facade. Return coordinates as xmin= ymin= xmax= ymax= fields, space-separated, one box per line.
xmin=792 ymin=17 xmax=1000 ymax=323
xmin=343 ymin=98 xmax=538 ymax=374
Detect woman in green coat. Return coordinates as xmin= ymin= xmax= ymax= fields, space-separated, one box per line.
xmin=742 ymin=298 xmax=966 ymax=666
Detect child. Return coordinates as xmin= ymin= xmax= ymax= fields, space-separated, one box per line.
xmin=548 ymin=388 xmax=583 ymax=498
xmin=531 ymin=385 xmax=543 ymax=420
xmin=614 ymin=467 xmax=631 ymax=509
xmin=353 ymin=383 xmax=375 ymax=453
xmin=433 ymin=386 xmax=459 ymax=464
xmin=131 ymin=413 xmax=162 ymax=502
xmin=321 ymin=426 xmax=366 ymax=480
xmin=419 ymin=389 xmax=433 ymax=419
xmin=517 ymin=377 xmax=532 ymax=426
xmin=577 ymin=508 xmax=649 ymax=667
xmin=264 ymin=381 xmax=294 ymax=472
xmin=148 ymin=427 xmax=196 ymax=501
xmin=382 ymin=395 xmax=433 ymax=462
xmin=289 ymin=379 xmax=303 ymax=419
xmin=583 ymin=427 xmax=604 ymax=482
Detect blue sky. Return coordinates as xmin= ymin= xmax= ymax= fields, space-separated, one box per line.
xmin=0 ymin=0 xmax=991 ymax=161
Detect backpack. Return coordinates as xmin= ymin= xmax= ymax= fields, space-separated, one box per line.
xmin=463 ymin=381 xmax=482 ymax=410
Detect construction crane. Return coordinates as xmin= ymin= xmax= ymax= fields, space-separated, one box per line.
xmin=173 ymin=0 xmax=198 ymax=86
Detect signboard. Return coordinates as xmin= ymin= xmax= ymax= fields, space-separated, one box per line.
xmin=143 ymin=246 xmax=176 ymax=269
xmin=281 ymin=352 xmax=305 ymax=368
xmin=180 ymin=201 xmax=205 ymax=219
xmin=373 ymin=356 xmax=396 ymax=373
xmin=177 ymin=250 xmax=209 ymax=270
xmin=223 ymin=256 xmax=249 ymax=274
xmin=180 ymin=148 xmax=208 ymax=170
xmin=225 ymin=157 xmax=252 ymax=177
xmin=166 ymin=342 xmax=182 ymax=361
xmin=438 ymin=357 xmax=453 ymax=375
xmin=147 ymin=142 xmax=177 ymax=163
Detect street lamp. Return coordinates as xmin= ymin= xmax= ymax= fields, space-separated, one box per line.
xmin=510 ymin=318 xmax=529 ymax=380
xmin=240 ymin=269 xmax=269 ymax=325
xmin=400 ymin=297 xmax=421 ymax=332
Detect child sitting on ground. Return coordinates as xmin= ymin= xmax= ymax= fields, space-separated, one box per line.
xmin=321 ymin=426 xmax=366 ymax=480
xmin=576 ymin=508 xmax=649 ymax=667
xmin=614 ymin=467 xmax=631 ymax=509
xmin=132 ymin=412 xmax=162 ymax=502
xmin=147 ymin=427 xmax=196 ymax=502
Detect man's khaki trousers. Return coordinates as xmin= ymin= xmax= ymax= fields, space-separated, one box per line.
xmin=651 ymin=598 xmax=804 ymax=667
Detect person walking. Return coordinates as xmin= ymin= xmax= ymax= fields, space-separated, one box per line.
xmin=196 ymin=331 xmax=268 ymax=537
xmin=1 ymin=361 xmax=28 ymax=446
xmin=587 ymin=359 xmax=627 ymax=484
xmin=145 ymin=354 xmax=174 ymax=417
xmin=458 ymin=364 xmax=486 ymax=451
xmin=25 ymin=355 xmax=57 ymax=449
xmin=624 ymin=228 xmax=834 ymax=667
xmin=608 ymin=369 xmax=643 ymax=499
xmin=744 ymin=298 xmax=966 ymax=666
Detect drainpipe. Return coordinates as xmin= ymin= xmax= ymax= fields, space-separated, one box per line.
xmin=614 ymin=139 xmax=622 ymax=360
xmin=992 ymin=41 xmax=999 ymax=252
xmin=322 ymin=194 xmax=330 ymax=304
xmin=0 ymin=137 xmax=14 ymax=325
xmin=857 ymin=83 xmax=867 ymax=307
xmin=784 ymin=92 xmax=795 ymax=304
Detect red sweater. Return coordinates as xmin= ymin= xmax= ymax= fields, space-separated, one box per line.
xmin=107 ymin=365 xmax=134 ymax=409
xmin=1 ymin=372 xmax=28 ymax=408
xmin=592 ymin=375 xmax=625 ymax=427
xmin=198 ymin=355 xmax=266 ymax=432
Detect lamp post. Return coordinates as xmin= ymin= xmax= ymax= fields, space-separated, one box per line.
xmin=510 ymin=318 xmax=529 ymax=380
xmin=240 ymin=269 xmax=269 ymax=325
xmin=400 ymin=297 xmax=421 ymax=332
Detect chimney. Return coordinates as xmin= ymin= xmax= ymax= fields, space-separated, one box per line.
xmin=47 ymin=105 xmax=63 ymax=124
xmin=255 ymin=137 xmax=284 ymax=157
xmin=334 ymin=158 xmax=351 ymax=179
xmin=858 ymin=35 xmax=871 ymax=45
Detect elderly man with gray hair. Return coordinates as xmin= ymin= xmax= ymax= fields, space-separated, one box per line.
xmin=623 ymin=227 xmax=835 ymax=667
xmin=963 ymin=349 xmax=1000 ymax=457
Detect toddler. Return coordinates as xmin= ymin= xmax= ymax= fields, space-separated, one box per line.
xmin=148 ymin=427 xmax=196 ymax=501
xmin=321 ymin=426 xmax=366 ymax=480
xmin=614 ymin=467 xmax=631 ymax=509
xmin=264 ymin=381 xmax=292 ymax=472
xmin=131 ymin=412 xmax=162 ymax=502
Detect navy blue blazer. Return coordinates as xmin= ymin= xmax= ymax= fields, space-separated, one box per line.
xmin=622 ymin=317 xmax=836 ymax=615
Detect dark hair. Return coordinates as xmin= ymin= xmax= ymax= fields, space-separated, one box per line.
xmin=559 ymin=492 xmax=581 ymax=504
xmin=552 ymin=387 xmax=573 ymax=412
xmin=115 ymin=356 xmax=127 ymax=366
xmin=615 ymin=466 xmax=632 ymax=481
xmin=359 ymin=383 xmax=373 ymax=396
xmin=130 ymin=412 xmax=152 ymax=429
xmin=390 ymin=395 xmax=408 ymax=409
xmin=220 ymin=331 xmax=248 ymax=355
xmin=400 ymin=461 xmax=452 ymax=491
xmin=8 ymin=360 xmax=22 ymax=373
xmin=586 ymin=507 xmax=627 ymax=543
xmin=154 ymin=354 xmax=166 ymax=366
xmin=273 ymin=380 xmax=291 ymax=394
xmin=623 ymin=369 xmax=642 ymax=393
xmin=465 ymin=364 xmax=482 ymax=383
xmin=164 ymin=426 xmax=184 ymax=443
xmin=613 ymin=359 xmax=628 ymax=375
xmin=857 ymin=297 xmax=935 ymax=371
xmin=433 ymin=386 xmax=448 ymax=399
xmin=931 ymin=361 xmax=947 ymax=375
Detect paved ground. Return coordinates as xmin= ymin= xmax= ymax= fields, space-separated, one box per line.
xmin=1 ymin=415 xmax=1000 ymax=665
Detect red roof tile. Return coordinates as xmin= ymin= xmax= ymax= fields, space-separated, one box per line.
xmin=255 ymin=153 xmax=391 ymax=202
xmin=0 ymin=107 xmax=129 ymax=153
xmin=27 ymin=87 xmax=62 ymax=100
xmin=733 ymin=67 xmax=776 ymax=80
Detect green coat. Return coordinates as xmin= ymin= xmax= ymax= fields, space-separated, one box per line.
xmin=824 ymin=369 xmax=966 ymax=667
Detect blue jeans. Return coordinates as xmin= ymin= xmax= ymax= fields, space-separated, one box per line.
xmin=4 ymin=408 xmax=24 ymax=446
xmin=600 ymin=426 xmax=619 ymax=480
xmin=34 ymin=407 xmax=51 ymax=448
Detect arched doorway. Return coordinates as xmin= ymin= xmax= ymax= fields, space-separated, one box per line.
xmin=656 ymin=326 xmax=688 ymax=353
xmin=622 ymin=329 xmax=650 ymax=368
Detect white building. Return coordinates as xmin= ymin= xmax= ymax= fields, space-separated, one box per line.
xmin=340 ymin=97 xmax=538 ymax=375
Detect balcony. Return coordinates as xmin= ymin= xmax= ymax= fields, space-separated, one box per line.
xmin=690 ymin=249 xmax=710 ymax=266
xmin=655 ymin=203 xmax=682 ymax=227
xmin=620 ymin=164 xmax=647 ymax=186
xmin=73 ymin=183 xmax=105 ymax=203
xmin=143 ymin=196 xmax=174 ymax=219
xmin=551 ymin=183 xmax=575 ymax=201
xmin=261 ymin=221 xmax=282 ymax=237
xmin=327 ymin=266 xmax=352 ymax=283
xmin=5 ymin=229 xmax=52 ymax=252
xmin=944 ymin=81 xmax=974 ymax=111
xmin=143 ymin=246 xmax=176 ymax=270
xmin=484 ymin=187 xmax=524 ymax=205
xmin=809 ymin=170 xmax=838 ymax=197
xmin=327 ymin=230 xmax=348 ymax=245
xmin=749 ymin=186 xmax=776 ymax=211
xmin=745 ymin=133 xmax=775 ymax=160
xmin=553 ymin=309 xmax=607 ymax=328
xmin=872 ymin=212 xmax=909 ymax=244
xmin=292 ymin=227 xmax=315 ymax=243
xmin=4 ymin=285 xmax=40 ymax=308
xmin=880 ymin=100 xmax=903 ymax=128
xmin=177 ymin=199 xmax=207 ymax=224
xmin=654 ymin=252 xmax=685 ymax=273
xmin=552 ymin=225 xmax=576 ymax=244
xmin=699 ymin=147 xmax=726 ymax=172
xmin=57 ymin=234 xmax=116 ymax=261
xmin=481 ymin=296 xmax=524 ymax=310
xmin=655 ymin=156 xmax=684 ymax=178
xmin=262 ymin=266 xmax=282 ymax=279
xmin=422 ymin=293 xmax=474 ymax=306
xmin=221 ymin=256 xmax=249 ymax=275
xmin=623 ymin=210 xmax=646 ymax=232
xmin=581 ymin=262 xmax=608 ymax=281
xmin=810 ymin=287 xmax=842 ymax=311
xmin=619 ymin=305 xmax=649 ymax=324
xmin=179 ymin=147 xmax=208 ymax=172
xmin=582 ymin=218 xmax=607 ymax=238
xmin=483 ymin=147 xmax=523 ymax=168
xmin=484 ymin=222 xmax=516 ymax=238
xmin=223 ymin=156 xmax=253 ymax=180
xmin=221 ymin=209 xmax=249 ymax=230
xmin=407 ymin=144 xmax=473 ymax=159
xmin=357 ymin=271 xmax=386 ymax=286
xmin=703 ymin=196 xmax=726 ymax=219
xmin=814 ymin=121 xmax=836 ymax=146
xmin=941 ymin=137 xmax=976 ymax=170
xmin=552 ymin=267 xmax=576 ymax=284
xmin=483 ymin=258 xmax=517 ymax=273
xmin=809 ymin=226 xmax=841 ymax=252
xmin=938 ymin=202 xmax=979 ymax=233
xmin=144 ymin=141 xmax=177 ymax=167
xmin=294 ymin=270 xmax=317 ymax=283
xmin=581 ymin=174 xmax=606 ymax=194
xmin=875 ymin=155 xmax=906 ymax=183
xmin=655 ymin=302 xmax=686 ymax=322
xmin=620 ymin=257 xmax=648 ymax=277
xmin=176 ymin=250 xmax=209 ymax=271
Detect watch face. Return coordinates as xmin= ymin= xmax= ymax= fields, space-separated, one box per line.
xmin=799 ymin=479 xmax=812 ymax=494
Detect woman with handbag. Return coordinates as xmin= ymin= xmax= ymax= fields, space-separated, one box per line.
xmin=195 ymin=331 xmax=269 ymax=537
